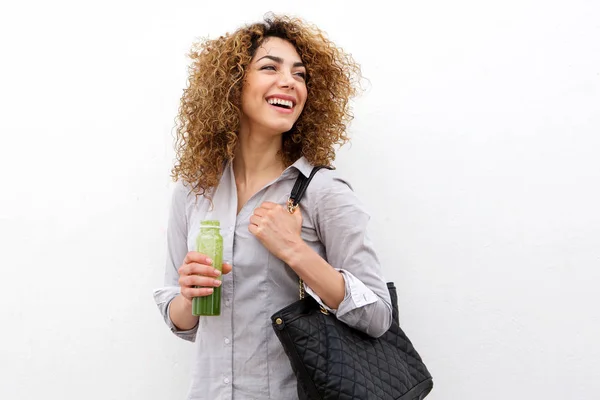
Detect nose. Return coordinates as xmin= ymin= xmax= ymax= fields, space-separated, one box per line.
xmin=277 ymin=69 xmax=296 ymax=89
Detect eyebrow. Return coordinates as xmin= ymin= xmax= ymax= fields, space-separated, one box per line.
xmin=257 ymin=55 xmax=305 ymax=68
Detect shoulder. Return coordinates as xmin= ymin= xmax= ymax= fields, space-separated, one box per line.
xmin=172 ymin=179 xmax=194 ymax=203
xmin=301 ymin=167 xmax=371 ymax=238
xmin=302 ymin=166 xmax=369 ymax=217
xmin=306 ymin=167 xmax=354 ymax=197
xmin=170 ymin=179 xmax=208 ymax=216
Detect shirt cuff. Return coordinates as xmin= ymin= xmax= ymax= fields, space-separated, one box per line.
xmin=153 ymin=286 xmax=198 ymax=342
xmin=303 ymin=269 xmax=378 ymax=315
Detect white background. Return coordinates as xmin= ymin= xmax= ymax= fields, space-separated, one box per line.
xmin=1 ymin=1 xmax=599 ymax=399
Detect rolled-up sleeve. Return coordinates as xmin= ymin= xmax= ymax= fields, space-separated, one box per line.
xmin=153 ymin=181 xmax=198 ymax=342
xmin=312 ymin=174 xmax=393 ymax=338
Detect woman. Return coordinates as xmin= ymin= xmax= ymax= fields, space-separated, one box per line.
xmin=154 ymin=14 xmax=392 ymax=400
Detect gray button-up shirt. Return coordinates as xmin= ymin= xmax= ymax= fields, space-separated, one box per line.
xmin=154 ymin=157 xmax=392 ymax=400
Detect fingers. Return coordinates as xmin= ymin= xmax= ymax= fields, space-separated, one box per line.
xmin=251 ymin=202 xmax=301 ymax=225
xmin=253 ymin=202 xmax=287 ymax=219
xmin=259 ymin=202 xmax=277 ymax=210
xmin=178 ymin=262 xmax=221 ymax=278
xmin=183 ymin=251 xmax=213 ymax=266
xmin=253 ymin=207 xmax=267 ymax=217
xmin=249 ymin=214 xmax=262 ymax=227
xmin=255 ymin=202 xmax=297 ymax=215
xmin=222 ymin=262 xmax=233 ymax=275
xmin=179 ymin=276 xmax=220 ymax=300
xmin=179 ymin=274 xmax=222 ymax=289
xmin=178 ymin=264 xmax=223 ymax=301
xmin=178 ymin=260 xmax=232 ymax=301
xmin=181 ymin=286 xmax=216 ymax=299
xmin=248 ymin=223 xmax=258 ymax=236
xmin=251 ymin=202 xmax=282 ymax=222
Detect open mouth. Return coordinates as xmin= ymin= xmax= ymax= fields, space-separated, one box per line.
xmin=266 ymin=97 xmax=294 ymax=110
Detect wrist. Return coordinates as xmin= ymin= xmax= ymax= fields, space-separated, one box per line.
xmin=182 ymin=294 xmax=194 ymax=307
xmin=175 ymin=294 xmax=193 ymax=312
xmin=168 ymin=294 xmax=199 ymax=332
xmin=284 ymin=239 xmax=311 ymax=270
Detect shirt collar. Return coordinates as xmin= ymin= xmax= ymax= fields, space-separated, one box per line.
xmin=287 ymin=156 xmax=314 ymax=178
xmin=224 ymin=156 xmax=314 ymax=181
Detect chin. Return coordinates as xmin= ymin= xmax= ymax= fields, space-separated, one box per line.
xmin=268 ymin=122 xmax=296 ymax=135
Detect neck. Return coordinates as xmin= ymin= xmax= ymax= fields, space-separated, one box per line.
xmin=233 ymin=126 xmax=285 ymax=186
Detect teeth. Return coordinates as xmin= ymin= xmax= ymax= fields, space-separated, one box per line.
xmin=267 ymin=98 xmax=293 ymax=108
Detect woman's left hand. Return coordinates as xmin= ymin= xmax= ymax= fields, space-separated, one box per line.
xmin=249 ymin=201 xmax=304 ymax=262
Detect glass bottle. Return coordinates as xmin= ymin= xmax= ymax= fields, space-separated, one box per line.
xmin=192 ymin=220 xmax=223 ymax=316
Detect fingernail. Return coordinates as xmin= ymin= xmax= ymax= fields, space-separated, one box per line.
xmin=213 ymin=280 xmax=222 ymax=286
xmin=206 ymin=258 xmax=213 ymax=265
xmin=207 ymin=288 xmax=214 ymax=294
xmin=213 ymin=269 xmax=221 ymax=276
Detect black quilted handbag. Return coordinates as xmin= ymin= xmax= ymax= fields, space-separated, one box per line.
xmin=271 ymin=167 xmax=433 ymax=400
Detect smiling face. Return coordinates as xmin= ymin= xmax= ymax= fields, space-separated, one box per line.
xmin=239 ymin=37 xmax=308 ymax=137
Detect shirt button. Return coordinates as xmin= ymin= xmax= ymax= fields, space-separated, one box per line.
xmin=224 ymin=378 xmax=230 ymax=384
xmin=225 ymin=300 xmax=230 ymax=306
xmin=224 ymin=337 xmax=230 ymax=344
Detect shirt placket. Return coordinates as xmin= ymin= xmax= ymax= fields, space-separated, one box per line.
xmin=221 ymin=226 xmax=234 ymax=399
xmin=212 ymin=165 xmax=237 ymax=400
xmin=221 ymin=163 xmax=298 ymax=399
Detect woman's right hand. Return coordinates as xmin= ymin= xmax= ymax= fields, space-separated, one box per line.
xmin=177 ymin=251 xmax=232 ymax=303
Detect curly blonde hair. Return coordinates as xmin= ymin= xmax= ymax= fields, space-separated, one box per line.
xmin=171 ymin=13 xmax=362 ymax=195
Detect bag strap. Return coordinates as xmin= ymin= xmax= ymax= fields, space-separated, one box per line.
xmin=286 ymin=165 xmax=333 ymax=306
xmin=286 ymin=166 xmax=333 ymax=214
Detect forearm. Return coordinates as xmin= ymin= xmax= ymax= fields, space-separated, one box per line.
xmin=169 ymin=294 xmax=199 ymax=331
xmin=285 ymin=241 xmax=346 ymax=309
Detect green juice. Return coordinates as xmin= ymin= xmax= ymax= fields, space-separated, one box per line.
xmin=192 ymin=220 xmax=224 ymax=316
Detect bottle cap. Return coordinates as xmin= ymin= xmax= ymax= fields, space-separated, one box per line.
xmin=200 ymin=220 xmax=220 ymax=228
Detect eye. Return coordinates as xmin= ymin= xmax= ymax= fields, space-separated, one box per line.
xmin=294 ymin=71 xmax=307 ymax=80
xmin=260 ymin=65 xmax=276 ymax=71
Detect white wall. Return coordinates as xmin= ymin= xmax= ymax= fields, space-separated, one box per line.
xmin=1 ymin=1 xmax=599 ymax=399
